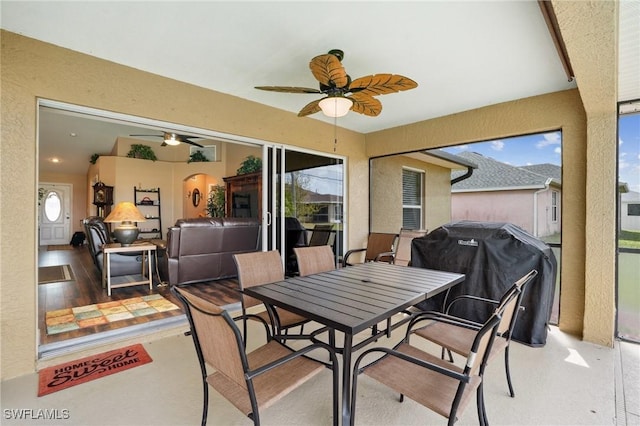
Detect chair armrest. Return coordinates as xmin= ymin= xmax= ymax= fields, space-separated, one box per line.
xmin=343 ymin=247 xmax=366 ymax=267
xmin=246 ymin=341 xmax=338 ymax=380
xmin=407 ymin=310 xmax=483 ymax=335
xmin=353 ymin=346 xmax=468 ymax=383
xmin=375 ymin=251 xmax=395 ymax=263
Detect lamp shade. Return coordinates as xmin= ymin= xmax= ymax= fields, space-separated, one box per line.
xmin=319 ymin=96 xmax=353 ymax=118
xmin=104 ymin=202 xmax=146 ymax=246
xmin=104 ymin=202 xmax=146 ymax=223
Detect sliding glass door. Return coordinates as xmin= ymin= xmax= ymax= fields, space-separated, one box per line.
xmin=263 ymin=145 xmax=345 ymax=275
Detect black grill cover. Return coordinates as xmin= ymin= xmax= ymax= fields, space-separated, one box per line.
xmin=411 ymin=221 xmax=557 ymax=346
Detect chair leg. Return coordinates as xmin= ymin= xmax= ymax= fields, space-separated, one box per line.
xmin=476 ymin=382 xmax=488 ymax=426
xmin=201 ymin=381 xmax=209 ymax=426
xmin=504 ymin=346 xmax=515 ymax=397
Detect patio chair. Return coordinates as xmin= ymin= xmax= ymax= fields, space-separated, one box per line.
xmin=233 ymin=250 xmax=311 ymax=345
xmin=171 ymin=286 xmax=339 ymax=426
xmin=412 ymin=269 xmax=538 ymax=398
xmin=294 ymin=245 xmax=336 ymax=276
xmin=375 ymin=228 xmax=428 ymax=266
xmin=350 ymin=280 xmax=523 ymax=426
xmin=307 ymin=224 xmax=335 ymax=247
xmin=342 ymin=232 xmax=398 ymax=267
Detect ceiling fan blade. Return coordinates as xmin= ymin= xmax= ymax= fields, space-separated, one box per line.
xmin=349 ymin=74 xmax=418 ymax=96
xmin=255 ymin=86 xmax=321 ymax=94
xmin=348 ymin=92 xmax=382 ymax=116
xmin=183 ymin=138 xmax=204 ymax=148
xmin=297 ymin=99 xmax=322 ymax=117
xmin=309 ymin=54 xmax=349 ymax=89
xmin=130 ymin=134 xmax=162 ymax=137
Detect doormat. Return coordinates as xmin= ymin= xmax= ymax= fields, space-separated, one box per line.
xmin=47 ymin=245 xmax=74 ymax=251
xmin=38 ymin=344 xmax=152 ymax=396
xmin=38 ymin=265 xmax=75 ymax=285
xmin=45 ymin=294 xmax=181 ymax=335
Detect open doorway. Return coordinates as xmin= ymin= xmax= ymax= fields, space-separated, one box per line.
xmin=36 ymin=100 xmax=346 ymax=358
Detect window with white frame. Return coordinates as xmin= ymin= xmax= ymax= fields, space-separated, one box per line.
xmin=402 ymin=168 xmax=423 ymax=229
xmin=551 ymin=190 xmax=559 ymax=222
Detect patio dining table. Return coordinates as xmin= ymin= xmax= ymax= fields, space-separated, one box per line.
xmin=243 ymin=261 xmax=465 ymax=425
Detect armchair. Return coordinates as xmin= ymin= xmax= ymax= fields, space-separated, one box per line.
xmin=83 ymin=216 xmax=145 ymax=277
xmin=342 ymin=232 xmax=398 ymax=267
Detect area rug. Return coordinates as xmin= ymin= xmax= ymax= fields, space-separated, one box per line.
xmin=38 ymin=265 xmax=75 ymax=285
xmin=47 ymin=244 xmax=74 ymax=251
xmin=38 ymin=344 xmax=152 ymax=396
xmin=45 ymin=294 xmax=180 ymax=335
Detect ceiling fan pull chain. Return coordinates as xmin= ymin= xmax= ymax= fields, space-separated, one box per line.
xmin=333 ymin=115 xmax=338 ymax=152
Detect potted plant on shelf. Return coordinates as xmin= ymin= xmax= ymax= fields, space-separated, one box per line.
xmin=206 ymin=185 xmax=226 ymax=217
xmin=187 ymin=150 xmax=209 ymax=163
xmin=126 ymin=144 xmax=157 ymax=161
xmin=236 ymin=155 xmax=262 ymax=175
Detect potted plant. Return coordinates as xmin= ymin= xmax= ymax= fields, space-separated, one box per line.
xmin=89 ymin=153 xmax=100 ymax=164
xmin=206 ymin=185 xmax=226 ymax=217
xmin=126 ymin=144 xmax=157 ymax=161
xmin=236 ymin=155 xmax=262 ymax=175
xmin=187 ymin=150 xmax=209 ymax=163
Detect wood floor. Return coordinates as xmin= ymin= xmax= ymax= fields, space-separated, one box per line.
xmin=38 ymin=244 xmax=241 ymax=346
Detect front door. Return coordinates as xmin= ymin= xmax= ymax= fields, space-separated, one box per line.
xmin=39 ymin=183 xmax=72 ymax=246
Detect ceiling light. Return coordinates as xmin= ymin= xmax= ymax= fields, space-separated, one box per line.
xmin=319 ymin=97 xmax=353 ymax=118
xmin=163 ymin=133 xmax=180 ymax=145
xmin=50 ymin=157 xmax=60 ymax=163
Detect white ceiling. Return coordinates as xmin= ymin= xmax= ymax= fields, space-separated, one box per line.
xmin=1 ymin=1 xmax=636 ymax=175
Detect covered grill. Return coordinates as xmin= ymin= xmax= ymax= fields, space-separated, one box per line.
xmin=411 ymin=221 xmax=557 ymax=346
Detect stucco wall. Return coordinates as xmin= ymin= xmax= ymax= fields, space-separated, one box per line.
xmin=0 ymin=31 xmax=367 ymax=380
xmin=370 ymin=155 xmax=452 ymax=233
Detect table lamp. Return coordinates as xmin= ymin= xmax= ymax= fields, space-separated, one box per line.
xmin=103 ymin=201 xmax=146 ymax=246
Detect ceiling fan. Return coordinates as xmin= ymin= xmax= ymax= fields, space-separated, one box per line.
xmin=129 ymin=132 xmax=204 ymax=148
xmin=255 ymin=49 xmax=418 ymax=118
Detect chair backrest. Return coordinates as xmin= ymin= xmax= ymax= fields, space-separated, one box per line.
xmin=393 ymin=229 xmax=427 ymax=266
xmin=172 ymin=287 xmax=248 ymax=390
xmin=294 ymin=245 xmax=336 ymax=276
xmin=308 ymin=224 xmax=334 ymax=247
xmin=465 ymin=282 xmax=522 ymax=376
xmin=496 ymin=269 xmax=538 ymax=336
xmin=233 ymin=250 xmax=284 ymax=308
xmin=364 ymin=233 xmax=398 ymax=262
xmin=83 ymin=216 xmax=111 ymax=264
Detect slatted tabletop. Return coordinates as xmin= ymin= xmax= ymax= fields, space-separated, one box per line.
xmin=244 ymin=261 xmax=464 ymax=335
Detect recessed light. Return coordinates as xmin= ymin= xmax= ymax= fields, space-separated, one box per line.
xmin=70 ymin=132 xmax=77 ymax=137
xmin=50 ymin=157 xmax=60 ymax=163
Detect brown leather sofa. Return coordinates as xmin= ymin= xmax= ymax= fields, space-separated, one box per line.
xmin=163 ymin=217 xmax=260 ymax=286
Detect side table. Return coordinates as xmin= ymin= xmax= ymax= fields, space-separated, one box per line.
xmin=102 ymin=242 xmax=156 ymax=296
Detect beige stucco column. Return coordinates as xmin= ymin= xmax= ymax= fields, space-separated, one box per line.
xmin=552 ymin=0 xmax=618 ymax=346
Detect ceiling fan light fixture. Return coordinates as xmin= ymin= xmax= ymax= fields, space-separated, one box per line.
xmin=319 ymin=96 xmax=353 ymax=118
xmin=163 ymin=133 xmax=180 ymax=146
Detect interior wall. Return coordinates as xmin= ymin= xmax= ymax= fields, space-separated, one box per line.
xmin=0 ymin=30 xmax=366 ymax=380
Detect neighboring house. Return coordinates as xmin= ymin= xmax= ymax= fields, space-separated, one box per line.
xmin=303 ymin=191 xmax=343 ymax=224
xmin=621 ymin=190 xmax=640 ymax=231
xmin=449 ymin=151 xmax=562 ymax=238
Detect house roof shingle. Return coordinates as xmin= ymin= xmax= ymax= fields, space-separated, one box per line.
xmin=451 ymin=151 xmax=561 ymax=192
